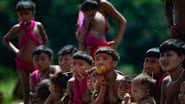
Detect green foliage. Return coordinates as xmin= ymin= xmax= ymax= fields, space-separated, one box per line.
xmin=0 ymin=65 xmax=18 ymax=104
xmin=0 ymin=0 xmax=170 ymax=71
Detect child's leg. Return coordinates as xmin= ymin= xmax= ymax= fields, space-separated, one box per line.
xmin=12 ymin=78 xmax=23 ymax=100
xmin=18 ymin=71 xmax=30 ymax=104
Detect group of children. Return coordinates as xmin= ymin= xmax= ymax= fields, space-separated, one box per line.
xmin=2 ymin=0 xmax=185 ymax=104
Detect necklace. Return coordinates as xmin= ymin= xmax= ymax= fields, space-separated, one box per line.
xmin=171 ymin=69 xmax=184 ymax=84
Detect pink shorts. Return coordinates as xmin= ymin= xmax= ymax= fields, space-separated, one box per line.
xmin=16 ymin=56 xmax=36 ymax=73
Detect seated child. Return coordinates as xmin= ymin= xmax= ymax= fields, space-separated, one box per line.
xmin=56 ymin=44 xmax=78 ymax=73
xmin=31 ymin=79 xmax=50 ymax=104
xmin=66 ymin=51 xmax=93 ymax=104
xmin=76 ymin=0 xmax=112 ymax=57
xmin=131 ymin=73 xmax=156 ymax=104
xmin=31 ymin=46 xmax=53 ymax=92
xmin=159 ymin=39 xmax=185 ymax=104
xmin=45 ymin=72 xmax=69 ymax=104
xmin=143 ymin=47 xmax=169 ymax=103
xmin=178 ymin=81 xmax=185 ymax=104
xmin=92 ymin=46 xmax=127 ymax=103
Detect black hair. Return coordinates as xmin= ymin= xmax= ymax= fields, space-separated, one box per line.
xmin=50 ymin=72 xmax=70 ymax=89
xmin=73 ymin=51 xmax=93 ymax=66
xmin=16 ymin=0 xmax=36 ymax=14
xmin=145 ymin=47 xmax=160 ymax=58
xmin=80 ymin=0 xmax=98 ymax=12
xmin=34 ymin=79 xmax=50 ymax=100
xmin=58 ymin=45 xmax=78 ymax=56
xmin=95 ymin=46 xmax=120 ymax=62
xmin=32 ymin=46 xmax=53 ymax=59
xmin=160 ymin=39 xmax=185 ymax=56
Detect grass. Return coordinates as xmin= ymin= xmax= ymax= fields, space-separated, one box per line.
xmin=0 ymin=65 xmax=19 ymax=104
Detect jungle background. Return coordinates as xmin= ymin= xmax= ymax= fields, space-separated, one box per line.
xmin=0 ymin=0 xmax=169 ymax=103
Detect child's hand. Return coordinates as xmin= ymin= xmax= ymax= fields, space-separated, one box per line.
xmin=121 ymin=93 xmax=131 ymax=104
xmin=16 ymin=50 xmax=23 ymax=58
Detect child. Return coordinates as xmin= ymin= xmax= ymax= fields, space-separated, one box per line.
xmin=159 ymin=39 xmax=185 ymax=104
xmin=178 ymin=81 xmax=185 ymax=104
xmin=165 ymin=0 xmax=185 ymax=40
xmin=45 ymin=72 xmax=69 ymax=104
xmin=31 ymin=46 xmax=53 ymax=92
xmin=31 ymin=79 xmax=50 ymax=104
xmin=50 ymin=45 xmax=78 ymax=75
xmin=77 ymin=0 xmax=127 ymax=49
xmin=2 ymin=1 xmax=48 ymax=103
xmin=57 ymin=45 xmax=78 ymax=73
xmin=143 ymin=47 xmax=169 ymax=103
xmin=76 ymin=0 xmax=113 ymax=57
xmin=93 ymin=46 xmax=127 ymax=103
xmin=66 ymin=51 xmax=93 ymax=104
xmin=132 ymin=73 xmax=156 ymax=104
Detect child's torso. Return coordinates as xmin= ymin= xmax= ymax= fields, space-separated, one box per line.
xmin=165 ymin=71 xmax=185 ymax=104
xmin=16 ymin=21 xmax=42 ymax=64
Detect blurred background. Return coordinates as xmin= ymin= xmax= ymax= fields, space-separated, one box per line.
xmin=0 ymin=0 xmax=169 ymax=103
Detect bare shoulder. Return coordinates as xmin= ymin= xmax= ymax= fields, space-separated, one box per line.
xmin=141 ymin=97 xmax=156 ymax=104
xmin=68 ymin=77 xmax=75 ymax=83
xmin=35 ymin=21 xmax=43 ymax=28
xmin=162 ymin=75 xmax=171 ymax=85
xmin=12 ymin=24 xmax=21 ymax=32
xmin=115 ymin=70 xmax=125 ymax=81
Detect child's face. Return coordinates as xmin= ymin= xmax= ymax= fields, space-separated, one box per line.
xmin=131 ymin=82 xmax=148 ymax=103
xmin=58 ymin=54 xmax=73 ymax=71
xmin=159 ymin=50 xmax=184 ymax=72
xmin=179 ymin=82 xmax=185 ymax=104
xmin=95 ymin=53 xmax=115 ymax=73
xmin=16 ymin=10 xmax=33 ymax=24
xmin=118 ymin=81 xmax=131 ymax=100
xmin=143 ymin=57 xmax=161 ymax=77
xmin=33 ymin=53 xmax=51 ymax=71
xmin=72 ymin=59 xmax=90 ymax=79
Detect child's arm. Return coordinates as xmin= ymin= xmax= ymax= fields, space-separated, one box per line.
xmin=66 ymin=80 xmax=73 ymax=104
xmin=3 ymin=25 xmax=21 ymax=55
xmin=44 ymin=93 xmax=54 ymax=104
xmin=37 ymin=22 xmax=48 ymax=45
xmin=91 ymin=75 xmax=107 ymax=104
xmin=164 ymin=0 xmax=180 ymax=37
xmin=164 ymin=0 xmax=173 ymax=28
xmin=101 ymin=1 xmax=127 ymax=49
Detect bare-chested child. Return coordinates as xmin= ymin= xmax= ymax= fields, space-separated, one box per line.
xmin=77 ymin=0 xmax=127 ymax=50
xmin=53 ymin=45 xmax=78 ymax=73
xmin=178 ymin=81 xmax=185 ymax=104
xmin=66 ymin=51 xmax=93 ymax=104
xmin=132 ymin=73 xmax=156 ymax=104
xmin=2 ymin=1 xmax=48 ymax=103
xmin=92 ymin=46 xmax=128 ymax=103
xmin=143 ymin=47 xmax=169 ymax=103
xmin=45 ymin=72 xmax=69 ymax=104
xmin=159 ymin=39 xmax=185 ymax=104
xmin=76 ymin=0 xmax=112 ymax=57
xmin=165 ymin=0 xmax=185 ymax=40
xmin=31 ymin=46 xmax=53 ymax=92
